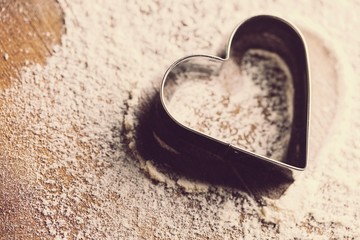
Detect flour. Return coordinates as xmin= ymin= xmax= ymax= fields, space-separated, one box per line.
xmin=167 ymin=50 xmax=293 ymax=161
xmin=144 ymin=160 xmax=176 ymax=188
xmin=3 ymin=53 xmax=9 ymax=61
xmin=0 ymin=0 xmax=360 ymax=239
xmin=176 ymin=178 xmax=209 ymax=193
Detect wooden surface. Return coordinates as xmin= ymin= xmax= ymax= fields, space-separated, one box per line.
xmin=0 ymin=0 xmax=64 ymax=90
xmin=0 ymin=0 xmax=64 ymax=238
xmin=0 ymin=1 xmax=356 ymax=239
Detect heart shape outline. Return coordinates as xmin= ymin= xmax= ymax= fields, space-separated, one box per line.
xmin=156 ymin=15 xmax=310 ymax=171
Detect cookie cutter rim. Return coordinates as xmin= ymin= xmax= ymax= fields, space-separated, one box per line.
xmin=157 ymin=15 xmax=310 ymax=171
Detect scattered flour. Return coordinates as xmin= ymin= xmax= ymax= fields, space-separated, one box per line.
xmin=166 ymin=50 xmax=293 ymax=161
xmin=144 ymin=160 xmax=176 ymax=188
xmin=0 ymin=0 xmax=359 ymax=239
xmin=3 ymin=53 xmax=9 ymax=61
xmin=176 ymin=178 xmax=209 ymax=193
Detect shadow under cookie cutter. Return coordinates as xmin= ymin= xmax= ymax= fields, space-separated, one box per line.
xmin=153 ymin=15 xmax=310 ymax=179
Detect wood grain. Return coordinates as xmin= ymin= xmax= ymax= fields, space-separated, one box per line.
xmin=0 ymin=0 xmax=64 ymax=90
xmin=0 ymin=0 xmax=64 ymax=239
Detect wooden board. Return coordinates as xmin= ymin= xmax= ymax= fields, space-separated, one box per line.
xmin=0 ymin=0 xmax=64 ymax=238
xmin=0 ymin=0 xmax=64 ymax=90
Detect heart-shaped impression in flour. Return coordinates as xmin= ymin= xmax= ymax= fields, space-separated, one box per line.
xmin=155 ymin=15 xmax=309 ymax=172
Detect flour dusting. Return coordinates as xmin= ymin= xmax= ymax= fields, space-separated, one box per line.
xmin=167 ymin=50 xmax=293 ymax=161
xmin=0 ymin=0 xmax=359 ymax=239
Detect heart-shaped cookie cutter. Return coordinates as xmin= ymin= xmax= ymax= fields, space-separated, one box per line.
xmin=154 ymin=15 xmax=310 ymax=173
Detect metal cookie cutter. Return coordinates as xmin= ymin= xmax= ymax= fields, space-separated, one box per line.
xmin=154 ymin=15 xmax=310 ymax=178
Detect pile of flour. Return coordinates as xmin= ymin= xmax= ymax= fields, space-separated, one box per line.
xmin=1 ymin=0 xmax=360 ymax=239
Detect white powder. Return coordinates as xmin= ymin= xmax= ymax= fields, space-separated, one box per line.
xmin=3 ymin=53 xmax=9 ymax=61
xmin=177 ymin=178 xmax=209 ymax=193
xmin=0 ymin=0 xmax=359 ymax=239
xmin=167 ymin=50 xmax=293 ymax=161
